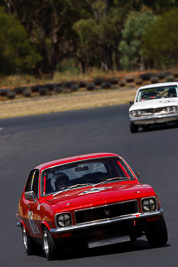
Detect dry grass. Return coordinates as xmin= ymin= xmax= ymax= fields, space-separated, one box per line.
xmin=0 ymin=88 xmax=136 ymax=119
xmin=0 ymin=69 xmax=140 ymax=88
xmin=0 ymin=69 xmax=140 ymax=119
xmin=0 ymin=69 xmax=116 ymax=88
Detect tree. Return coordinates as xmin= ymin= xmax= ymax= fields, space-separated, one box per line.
xmin=1 ymin=0 xmax=178 ymax=75
xmin=74 ymin=0 xmax=130 ymax=72
xmin=142 ymin=8 xmax=178 ymax=68
xmin=0 ymin=6 xmax=41 ymax=74
xmin=119 ymin=9 xmax=156 ymax=70
xmin=1 ymin=0 xmax=86 ymax=76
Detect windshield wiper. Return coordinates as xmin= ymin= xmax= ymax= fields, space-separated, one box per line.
xmin=67 ymin=183 xmax=93 ymax=190
xmin=53 ymin=183 xmax=93 ymax=197
xmin=104 ymin=177 xmax=129 ymax=183
xmin=92 ymin=177 xmax=129 ymax=186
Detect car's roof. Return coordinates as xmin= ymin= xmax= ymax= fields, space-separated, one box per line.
xmin=137 ymin=82 xmax=178 ymax=91
xmin=35 ymin=152 xmax=120 ymax=171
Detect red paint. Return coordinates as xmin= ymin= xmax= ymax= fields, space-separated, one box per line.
xmin=16 ymin=152 xmax=162 ymax=251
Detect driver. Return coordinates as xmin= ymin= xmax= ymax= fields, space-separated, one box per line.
xmin=54 ymin=172 xmax=69 ymax=191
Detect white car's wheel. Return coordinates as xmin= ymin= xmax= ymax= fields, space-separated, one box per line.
xmin=130 ymin=122 xmax=139 ymax=133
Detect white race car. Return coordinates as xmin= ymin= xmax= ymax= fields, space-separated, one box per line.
xmin=129 ymin=82 xmax=178 ymax=133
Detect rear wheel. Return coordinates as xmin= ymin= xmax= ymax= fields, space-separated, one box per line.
xmin=43 ymin=227 xmax=57 ymax=261
xmin=130 ymin=122 xmax=139 ymax=133
xmin=145 ymin=215 xmax=168 ymax=247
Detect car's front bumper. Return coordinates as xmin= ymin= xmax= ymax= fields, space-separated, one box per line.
xmin=130 ymin=113 xmax=178 ymax=125
xmin=50 ymin=209 xmax=163 ymax=234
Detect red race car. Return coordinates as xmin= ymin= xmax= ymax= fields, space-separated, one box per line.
xmin=16 ymin=152 xmax=168 ymax=260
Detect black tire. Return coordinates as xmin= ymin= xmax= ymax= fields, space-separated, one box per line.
xmin=145 ymin=215 xmax=168 ymax=248
xmin=143 ymin=125 xmax=150 ymax=131
xmin=21 ymin=225 xmax=35 ymax=255
xmin=86 ymin=83 xmax=95 ymax=91
xmin=43 ymin=226 xmax=57 ymax=261
xmin=130 ymin=122 xmax=139 ymax=133
xmin=7 ymin=90 xmax=16 ymax=99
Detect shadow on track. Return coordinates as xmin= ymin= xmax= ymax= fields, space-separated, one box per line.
xmin=35 ymin=239 xmax=170 ymax=261
xmin=136 ymin=122 xmax=178 ymax=133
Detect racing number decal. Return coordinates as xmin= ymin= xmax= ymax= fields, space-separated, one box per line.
xmin=28 ymin=211 xmax=39 ymax=235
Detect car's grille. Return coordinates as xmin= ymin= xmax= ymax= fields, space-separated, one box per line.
xmin=141 ymin=107 xmax=167 ymax=115
xmin=75 ymin=200 xmax=138 ymax=224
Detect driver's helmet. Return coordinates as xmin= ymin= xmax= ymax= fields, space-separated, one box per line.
xmin=54 ymin=172 xmax=69 ymax=190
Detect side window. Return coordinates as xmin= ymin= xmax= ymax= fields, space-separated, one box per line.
xmin=25 ymin=169 xmax=39 ymax=198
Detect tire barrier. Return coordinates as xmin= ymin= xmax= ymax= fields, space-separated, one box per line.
xmin=150 ymin=76 xmax=159 ymax=84
xmin=101 ymin=81 xmax=111 ymax=89
xmin=86 ymin=83 xmax=95 ymax=91
xmin=70 ymin=83 xmax=79 ymax=92
xmin=0 ymin=88 xmax=10 ymax=96
xmin=0 ymin=70 xmax=178 ymax=101
xmin=7 ymin=90 xmax=16 ymax=99
xmin=23 ymin=88 xmax=32 ymax=97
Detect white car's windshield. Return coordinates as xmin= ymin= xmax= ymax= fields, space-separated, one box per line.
xmin=41 ymin=157 xmax=135 ymax=196
xmin=136 ymin=85 xmax=178 ymax=102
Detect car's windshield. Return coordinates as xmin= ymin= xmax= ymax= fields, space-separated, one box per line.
xmin=136 ymin=85 xmax=178 ymax=102
xmin=41 ymin=157 xmax=135 ymax=196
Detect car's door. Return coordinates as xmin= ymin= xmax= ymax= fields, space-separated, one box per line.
xmin=24 ymin=169 xmax=42 ymax=237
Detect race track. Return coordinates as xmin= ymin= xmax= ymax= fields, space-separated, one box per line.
xmin=0 ymin=104 xmax=178 ymax=266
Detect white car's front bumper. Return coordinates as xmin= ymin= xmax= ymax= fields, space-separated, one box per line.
xmin=130 ymin=113 xmax=178 ymax=125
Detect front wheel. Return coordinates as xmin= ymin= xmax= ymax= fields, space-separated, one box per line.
xmin=130 ymin=122 xmax=139 ymax=133
xmin=43 ymin=227 xmax=57 ymax=260
xmin=145 ymin=215 xmax=168 ymax=247
xmin=142 ymin=125 xmax=150 ymax=131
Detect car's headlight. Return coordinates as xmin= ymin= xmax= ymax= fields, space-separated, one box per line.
xmin=166 ymin=106 xmax=177 ymax=112
xmin=56 ymin=213 xmax=72 ymax=227
xmin=142 ymin=198 xmax=157 ymax=212
xmin=130 ymin=110 xmax=142 ymax=117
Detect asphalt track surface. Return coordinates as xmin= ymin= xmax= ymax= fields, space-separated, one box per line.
xmin=0 ymin=104 xmax=178 ymax=266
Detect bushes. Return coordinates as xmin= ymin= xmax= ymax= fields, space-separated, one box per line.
xmin=0 ymin=7 xmax=41 ymax=74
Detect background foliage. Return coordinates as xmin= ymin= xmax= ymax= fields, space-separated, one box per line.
xmin=0 ymin=0 xmax=178 ymax=76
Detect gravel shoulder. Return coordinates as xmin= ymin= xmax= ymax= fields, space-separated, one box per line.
xmin=0 ymin=88 xmax=136 ymax=119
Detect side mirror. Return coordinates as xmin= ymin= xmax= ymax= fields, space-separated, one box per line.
xmin=129 ymin=101 xmax=134 ymax=105
xmin=135 ymin=172 xmax=140 ymax=179
xmin=25 ymin=191 xmax=37 ymax=203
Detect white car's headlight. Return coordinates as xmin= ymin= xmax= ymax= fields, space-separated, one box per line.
xmin=56 ymin=213 xmax=72 ymax=227
xmin=166 ymin=106 xmax=177 ymax=112
xmin=130 ymin=110 xmax=141 ymax=117
xmin=142 ymin=198 xmax=157 ymax=212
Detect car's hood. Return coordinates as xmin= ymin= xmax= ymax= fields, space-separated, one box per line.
xmin=46 ymin=182 xmax=155 ymax=211
xmin=129 ymin=98 xmax=178 ymax=111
